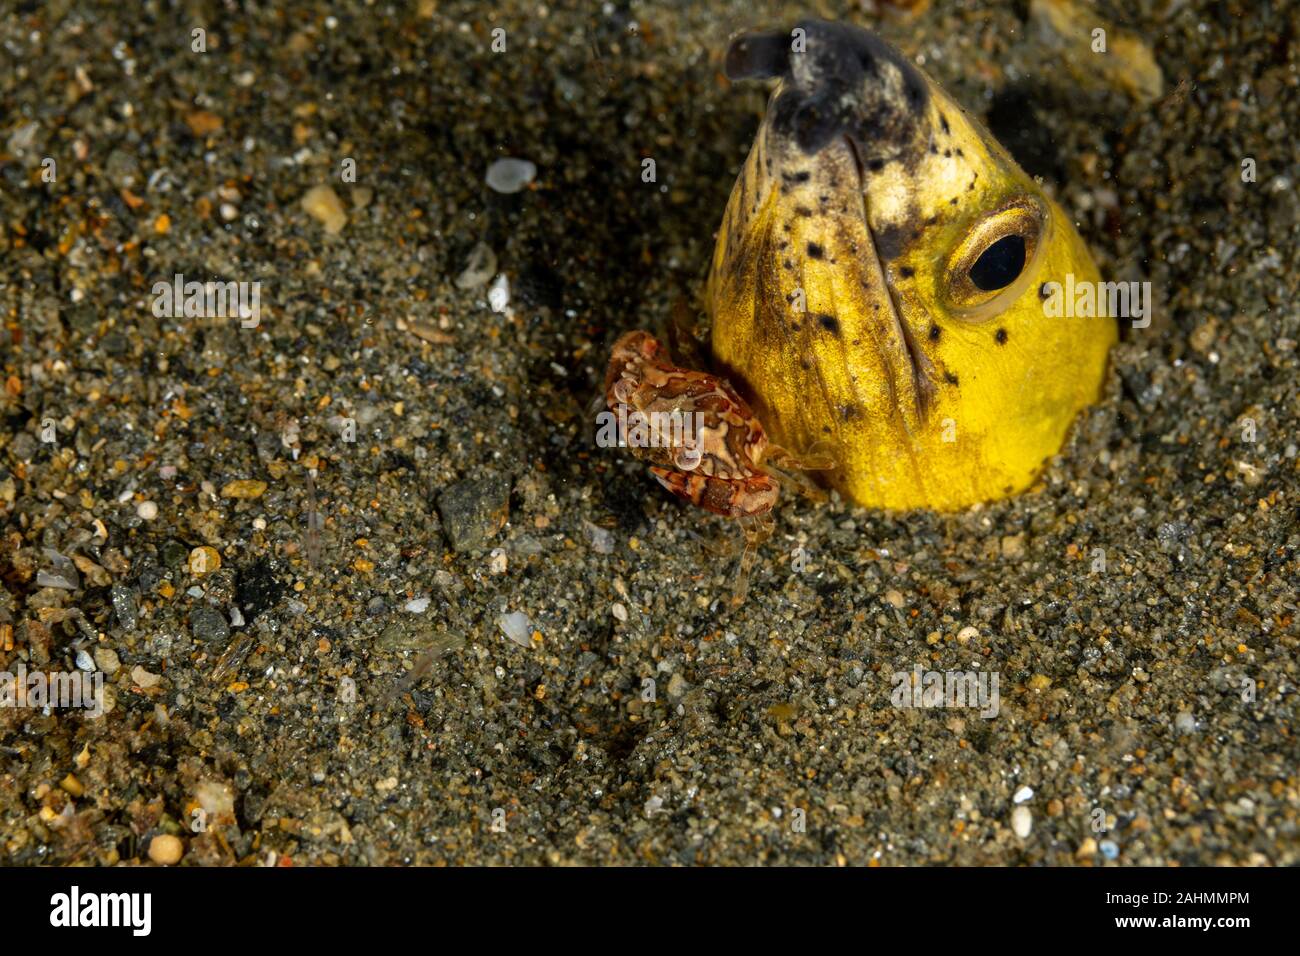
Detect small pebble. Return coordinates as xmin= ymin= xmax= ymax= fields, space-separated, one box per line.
xmin=194 ymin=780 xmax=236 ymax=827
xmin=583 ymin=521 xmax=615 ymax=555
xmin=189 ymin=546 xmax=221 ymax=575
xmin=1013 ymin=785 xmax=1034 ymax=804
xmin=1011 ymin=805 xmax=1033 ymax=838
xmin=300 ymin=184 xmax=348 ymax=234
xmin=485 ymin=157 xmax=536 ymax=194
xmin=957 ymin=625 xmax=979 ymax=643
xmin=136 ymin=500 xmax=158 ymax=520
xmin=94 ymin=647 xmax=121 ymax=674
xmin=147 ymin=834 xmax=184 ymax=865
xmin=884 ymin=589 xmax=905 ymax=609
xmin=1100 ymin=839 xmax=1120 ymax=860
xmin=111 ymin=583 xmax=139 ymax=630
xmin=131 ymin=665 xmax=162 ymax=689
xmin=487 ymin=274 xmax=510 ymax=313
xmin=221 ymin=479 xmax=267 ymax=499
xmin=189 ymin=604 xmax=231 ymax=643
xmin=436 ymin=475 xmax=510 ymax=552
xmin=404 ymin=596 xmax=431 ymax=613
xmin=37 ymin=549 xmax=80 ymax=590
xmin=611 ymin=602 xmax=628 ymax=622
xmin=488 ymin=548 xmax=508 ymax=574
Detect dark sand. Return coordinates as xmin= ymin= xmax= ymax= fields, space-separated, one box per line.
xmin=0 ymin=0 xmax=1296 ymax=865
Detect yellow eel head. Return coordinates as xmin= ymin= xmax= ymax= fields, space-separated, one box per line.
xmin=707 ymin=19 xmax=1117 ymax=511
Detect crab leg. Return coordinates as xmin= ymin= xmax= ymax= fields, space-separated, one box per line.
xmin=731 ymin=511 xmax=775 ymax=606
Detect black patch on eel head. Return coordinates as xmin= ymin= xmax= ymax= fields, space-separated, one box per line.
xmin=726 ymin=19 xmax=930 ymax=167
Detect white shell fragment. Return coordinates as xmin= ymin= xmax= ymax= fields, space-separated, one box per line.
xmin=454 ymin=242 xmax=498 ymax=290
xmin=485 ymin=157 xmax=536 ymax=194
xmin=487 ymin=274 xmax=510 ymax=314
xmin=497 ymin=611 xmax=533 ymax=648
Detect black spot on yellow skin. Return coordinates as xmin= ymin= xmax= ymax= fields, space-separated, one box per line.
xmin=900 ymin=266 xmax=914 ymax=278
xmin=816 ymin=313 xmax=841 ymax=335
xmin=795 ymin=206 xmax=813 ymax=217
xmin=807 ymin=242 xmax=825 ymax=259
xmin=929 ymin=324 xmax=941 ymax=342
xmin=1038 ymin=282 xmax=1052 ymax=300
xmin=940 ymin=113 xmax=950 ymax=134
xmin=995 ymin=328 xmax=1008 ymax=344
xmin=945 ymin=371 xmax=959 ymax=386
xmin=875 ymin=224 xmax=906 ymax=259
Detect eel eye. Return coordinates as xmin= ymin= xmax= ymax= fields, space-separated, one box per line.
xmin=968 ymin=234 xmax=1026 ymax=291
xmin=944 ymin=199 xmax=1048 ymax=321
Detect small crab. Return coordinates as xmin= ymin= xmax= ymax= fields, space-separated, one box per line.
xmin=604 ymin=326 xmax=831 ymax=604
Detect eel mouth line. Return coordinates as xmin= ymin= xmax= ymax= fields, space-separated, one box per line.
xmin=842 ymin=134 xmax=937 ymax=429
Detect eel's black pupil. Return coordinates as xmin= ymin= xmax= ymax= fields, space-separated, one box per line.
xmin=969 ymin=234 xmax=1026 ymax=292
